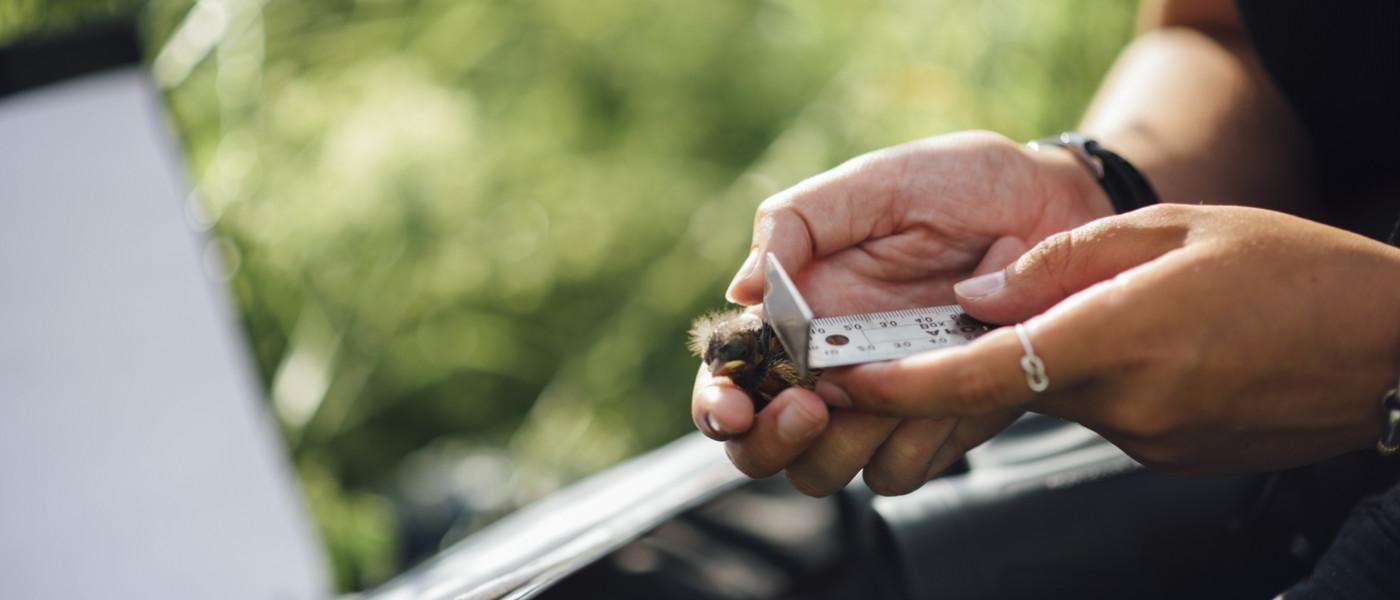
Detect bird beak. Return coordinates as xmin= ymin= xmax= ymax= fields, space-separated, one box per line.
xmin=712 ymin=360 xmax=746 ymax=377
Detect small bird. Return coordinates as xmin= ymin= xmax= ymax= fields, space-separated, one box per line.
xmin=688 ymin=308 xmax=819 ymax=411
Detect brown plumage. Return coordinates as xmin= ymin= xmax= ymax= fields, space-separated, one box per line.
xmin=688 ymin=308 xmax=819 ymax=411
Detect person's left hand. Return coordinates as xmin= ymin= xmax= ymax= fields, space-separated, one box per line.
xmin=691 ymin=132 xmax=1110 ymax=496
xmin=821 ymin=203 xmax=1400 ymax=477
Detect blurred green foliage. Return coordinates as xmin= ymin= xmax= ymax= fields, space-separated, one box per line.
xmin=8 ymin=0 xmax=1136 ymax=591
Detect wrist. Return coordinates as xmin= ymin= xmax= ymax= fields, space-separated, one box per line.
xmin=1024 ymin=142 xmax=1115 ymax=224
xmin=1384 ymin=242 xmax=1400 ymax=395
xmin=1355 ymin=243 xmax=1400 ymax=453
xmin=1030 ymin=132 xmax=1160 ymax=216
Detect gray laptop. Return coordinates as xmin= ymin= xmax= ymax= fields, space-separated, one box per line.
xmin=0 ymin=51 xmax=328 ymax=599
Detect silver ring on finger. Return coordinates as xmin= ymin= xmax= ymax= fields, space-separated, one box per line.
xmin=1015 ymin=322 xmax=1049 ymax=393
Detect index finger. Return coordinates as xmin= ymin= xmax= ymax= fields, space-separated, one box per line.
xmin=726 ymin=154 xmax=902 ymax=304
xmin=821 ymin=272 xmax=1137 ymax=419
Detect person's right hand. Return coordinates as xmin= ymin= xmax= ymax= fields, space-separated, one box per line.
xmin=692 ymin=130 xmax=1114 ymax=496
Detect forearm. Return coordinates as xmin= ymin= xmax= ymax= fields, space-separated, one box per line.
xmin=1079 ymin=12 xmax=1317 ymax=213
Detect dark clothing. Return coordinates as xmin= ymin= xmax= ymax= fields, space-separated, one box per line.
xmin=1236 ymin=1 xmax=1400 ymax=597
xmin=1286 ymin=482 xmax=1400 ymax=598
xmin=1236 ymin=0 xmax=1400 ymax=242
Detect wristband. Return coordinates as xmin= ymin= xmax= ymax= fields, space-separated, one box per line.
xmin=1381 ymin=384 xmax=1400 ymax=456
xmin=1028 ymin=132 xmax=1160 ymax=214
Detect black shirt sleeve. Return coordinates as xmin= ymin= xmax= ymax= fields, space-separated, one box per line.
xmin=1285 ymin=483 xmax=1400 ymax=599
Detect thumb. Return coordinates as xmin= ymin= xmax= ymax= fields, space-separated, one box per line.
xmin=953 ymin=212 xmax=1185 ymax=324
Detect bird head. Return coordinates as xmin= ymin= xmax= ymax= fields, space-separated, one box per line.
xmin=689 ymin=309 xmax=766 ymax=379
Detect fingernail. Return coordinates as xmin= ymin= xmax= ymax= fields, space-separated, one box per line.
xmin=777 ymin=401 xmax=818 ymax=444
xmin=695 ymin=409 xmax=718 ymax=438
xmin=954 ymin=271 xmax=1005 ymax=298
xmin=816 ymin=381 xmax=852 ymax=408
xmin=706 ymin=413 xmax=725 ymax=437
xmin=725 ymin=250 xmax=759 ymax=302
xmin=698 ymin=387 xmax=731 ymax=439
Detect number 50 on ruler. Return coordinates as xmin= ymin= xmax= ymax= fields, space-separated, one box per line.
xmin=763 ymin=254 xmax=990 ymax=379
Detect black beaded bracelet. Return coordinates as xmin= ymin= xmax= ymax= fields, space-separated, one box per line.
xmin=1381 ymin=386 xmax=1400 ymax=456
xmin=1028 ymin=132 xmax=1160 ymax=214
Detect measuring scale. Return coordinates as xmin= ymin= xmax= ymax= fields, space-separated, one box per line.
xmin=763 ymin=253 xmax=990 ymax=378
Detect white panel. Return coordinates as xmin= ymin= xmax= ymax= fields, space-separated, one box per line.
xmin=0 ymin=68 xmax=328 ymax=599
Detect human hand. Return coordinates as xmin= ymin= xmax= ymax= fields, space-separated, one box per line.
xmin=826 ymin=204 xmax=1400 ymax=474
xmin=692 ymin=131 xmax=1113 ymax=495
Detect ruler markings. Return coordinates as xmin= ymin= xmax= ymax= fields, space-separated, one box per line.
xmin=806 ymin=304 xmax=989 ymax=369
xmin=764 ymin=253 xmax=989 ymax=373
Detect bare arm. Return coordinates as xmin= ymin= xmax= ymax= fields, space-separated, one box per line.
xmin=1080 ymin=0 xmax=1317 ymax=214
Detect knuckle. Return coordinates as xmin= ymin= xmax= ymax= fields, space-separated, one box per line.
xmin=756 ymin=192 xmax=788 ymax=215
xmin=856 ymin=374 xmax=901 ymax=411
xmin=946 ymin=364 xmax=1006 ymax=414
xmin=846 ymin=370 xmax=901 ymax=414
xmin=753 ymin=195 xmax=787 ymax=227
xmin=966 ymin=131 xmax=1028 ymax=173
xmin=1113 ymin=404 xmax=1181 ymax=442
xmin=1021 ymin=230 xmax=1077 ymax=283
xmin=1101 ymin=402 xmax=1197 ymax=473
xmin=1144 ymin=202 xmax=1189 ymax=218
xmin=953 ymin=129 xmax=1016 ymax=151
xmin=895 ymin=131 xmax=1020 ymax=173
xmin=1122 ymin=442 xmax=1190 ymax=473
xmin=862 ymin=468 xmax=923 ymax=497
xmin=1136 ymin=202 xmax=1197 ymax=225
xmin=881 ymin=434 xmax=928 ymax=466
xmin=724 ymin=441 xmax=782 ymax=479
xmin=785 ymin=468 xmax=846 ymax=497
xmin=859 ymin=435 xmax=931 ymax=497
xmin=823 ymin=432 xmax=875 ymax=468
xmin=836 ymin=147 xmax=890 ymax=174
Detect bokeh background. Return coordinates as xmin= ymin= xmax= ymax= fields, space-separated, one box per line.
xmin=4 ymin=0 xmax=1135 ymax=591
